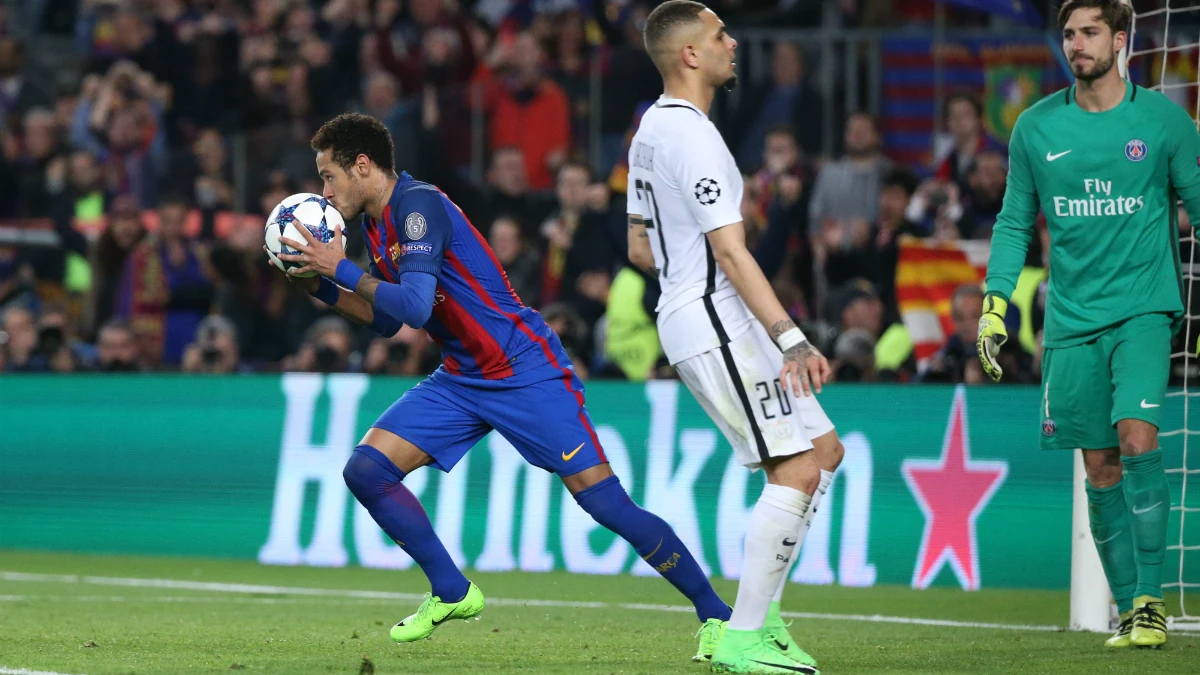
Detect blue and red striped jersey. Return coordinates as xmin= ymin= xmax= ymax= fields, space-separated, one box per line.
xmin=363 ymin=172 xmax=567 ymax=379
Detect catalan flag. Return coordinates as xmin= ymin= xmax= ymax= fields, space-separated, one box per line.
xmin=895 ymin=236 xmax=990 ymax=365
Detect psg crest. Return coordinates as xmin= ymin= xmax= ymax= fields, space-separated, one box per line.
xmin=1042 ymin=418 xmax=1056 ymax=437
xmin=1125 ymin=139 xmax=1147 ymax=162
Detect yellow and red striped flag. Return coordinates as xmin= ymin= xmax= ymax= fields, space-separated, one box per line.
xmin=895 ymin=235 xmax=990 ymax=364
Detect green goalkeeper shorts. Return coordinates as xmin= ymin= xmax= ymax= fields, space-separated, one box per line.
xmin=1040 ymin=313 xmax=1172 ymax=450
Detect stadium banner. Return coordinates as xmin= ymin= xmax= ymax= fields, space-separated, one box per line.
xmin=1 ymin=375 xmax=1193 ymax=591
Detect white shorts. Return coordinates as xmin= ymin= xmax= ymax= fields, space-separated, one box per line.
xmin=674 ymin=323 xmax=835 ymax=470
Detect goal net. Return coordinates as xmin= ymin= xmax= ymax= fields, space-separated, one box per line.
xmin=1071 ymin=0 xmax=1200 ymax=634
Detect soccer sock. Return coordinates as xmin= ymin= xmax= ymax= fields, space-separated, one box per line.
xmin=773 ymin=469 xmax=834 ymax=604
xmin=1084 ymin=480 xmax=1137 ymax=614
xmin=573 ymin=475 xmax=731 ymax=623
xmin=729 ymin=484 xmax=810 ymax=631
xmin=1121 ymin=450 xmax=1171 ymax=600
xmin=342 ymin=445 xmax=470 ymax=603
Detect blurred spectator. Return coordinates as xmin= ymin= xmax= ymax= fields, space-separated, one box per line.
xmin=181 ymin=314 xmax=242 ymax=374
xmin=932 ymin=93 xmax=1006 ymax=199
xmin=596 ymin=1 xmax=659 ymax=176
xmin=489 ymin=215 xmax=542 ymax=306
xmin=917 ymin=284 xmax=982 ymax=384
xmin=909 ymin=149 xmax=1007 ymax=242
xmin=546 ymin=10 xmax=592 ymax=151
xmin=832 ymin=328 xmax=877 ymax=382
xmin=541 ymin=162 xmax=618 ymax=322
xmin=173 ymin=128 xmax=235 ymax=214
xmin=744 ymin=126 xmax=813 ymax=317
xmin=870 ymin=166 xmax=922 ymax=325
xmin=0 ymin=38 xmax=55 ymax=133
xmin=361 ymin=72 xmax=421 ymax=177
xmin=467 ymin=146 xmax=552 ymax=238
xmin=364 ymin=325 xmax=440 ymax=376
xmin=60 ymin=149 xmax=107 ymax=221
xmin=731 ymin=41 xmax=823 ymax=168
xmin=829 ymin=278 xmax=884 ymax=340
xmin=33 ymin=305 xmax=85 ymax=373
xmin=374 ymin=0 xmax=478 ymax=94
xmin=72 ymin=61 xmax=169 ymax=208
xmin=285 ymin=315 xmax=357 ymax=373
xmin=87 ymin=193 xmax=146 ymax=336
xmin=0 ymin=304 xmax=37 ymax=371
xmin=489 ymin=30 xmax=570 ymax=191
xmin=116 ymin=192 xmax=213 ymax=367
xmin=602 ymin=266 xmax=663 ymax=381
xmin=94 ymin=317 xmax=140 ymax=372
xmin=540 ymin=301 xmax=589 ymax=380
xmin=15 ymin=108 xmax=66 ymax=219
xmin=809 ymin=112 xmax=890 ymax=266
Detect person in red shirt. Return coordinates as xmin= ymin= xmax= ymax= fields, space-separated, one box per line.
xmin=489 ymin=31 xmax=570 ymax=191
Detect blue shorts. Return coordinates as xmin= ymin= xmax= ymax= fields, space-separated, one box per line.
xmin=371 ymin=363 xmax=608 ymax=476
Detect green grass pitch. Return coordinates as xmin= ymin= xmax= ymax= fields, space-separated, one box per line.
xmin=0 ymin=551 xmax=1197 ymax=674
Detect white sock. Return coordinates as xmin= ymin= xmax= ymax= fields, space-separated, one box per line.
xmin=773 ymin=469 xmax=834 ymax=603
xmin=728 ymin=484 xmax=811 ymax=631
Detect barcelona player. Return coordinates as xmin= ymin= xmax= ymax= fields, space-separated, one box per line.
xmin=276 ymin=112 xmax=731 ymax=657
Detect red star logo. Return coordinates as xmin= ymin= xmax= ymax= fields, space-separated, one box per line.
xmin=902 ymin=386 xmax=1008 ymax=590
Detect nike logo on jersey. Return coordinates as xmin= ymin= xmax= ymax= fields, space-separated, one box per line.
xmin=562 ymin=443 xmax=585 ymax=461
xmin=1094 ymin=532 xmax=1120 ymax=545
xmin=782 ymin=538 xmax=797 ymax=547
xmin=1140 ymin=400 xmax=1161 ymax=409
xmin=1132 ymin=501 xmax=1162 ymax=515
xmin=1046 ymin=150 xmax=1072 ymax=161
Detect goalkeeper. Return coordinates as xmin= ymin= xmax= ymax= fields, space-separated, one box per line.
xmin=979 ymin=0 xmax=1200 ymax=649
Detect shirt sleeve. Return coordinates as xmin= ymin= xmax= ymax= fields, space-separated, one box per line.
xmin=983 ymin=114 xmax=1040 ymax=303
xmin=396 ymin=188 xmax=453 ymax=277
xmin=1167 ymin=103 xmax=1200 ymax=224
xmin=674 ymin=127 xmax=744 ymax=233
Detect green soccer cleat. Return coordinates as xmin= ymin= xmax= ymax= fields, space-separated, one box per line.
xmin=711 ymin=627 xmax=819 ymax=674
xmin=693 ymin=617 xmax=726 ymax=661
xmin=1130 ymin=595 xmax=1167 ymax=648
xmin=389 ymin=582 xmax=485 ymax=643
xmin=1104 ymin=610 xmax=1135 ymax=648
xmin=763 ymin=601 xmax=818 ymax=667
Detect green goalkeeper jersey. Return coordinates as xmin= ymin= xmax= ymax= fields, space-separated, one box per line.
xmin=985 ymin=80 xmax=1200 ymax=348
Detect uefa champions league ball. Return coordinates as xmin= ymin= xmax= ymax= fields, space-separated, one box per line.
xmin=264 ymin=193 xmax=346 ymax=278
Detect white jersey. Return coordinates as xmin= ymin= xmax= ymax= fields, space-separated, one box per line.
xmin=626 ymin=96 xmax=753 ymax=364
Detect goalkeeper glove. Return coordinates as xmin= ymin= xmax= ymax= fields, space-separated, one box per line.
xmin=976 ymin=295 xmax=1008 ymax=382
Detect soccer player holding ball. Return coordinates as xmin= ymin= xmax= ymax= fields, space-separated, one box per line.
xmin=979 ymin=0 xmax=1200 ymax=649
xmin=269 ymin=112 xmax=733 ymax=657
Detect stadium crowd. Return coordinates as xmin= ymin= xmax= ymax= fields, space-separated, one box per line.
xmin=0 ymin=0 xmax=1121 ymax=384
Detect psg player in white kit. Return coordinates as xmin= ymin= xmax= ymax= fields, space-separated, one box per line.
xmin=628 ymin=2 xmax=844 ymax=673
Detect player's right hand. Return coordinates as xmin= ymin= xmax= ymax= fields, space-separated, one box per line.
xmin=781 ymin=341 xmax=831 ymax=397
xmin=264 ymin=245 xmax=320 ymax=293
xmin=976 ymin=295 xmax=1009 ymax=382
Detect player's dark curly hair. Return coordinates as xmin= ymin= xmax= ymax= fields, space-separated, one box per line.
xmin=310 ymin=112 xmax=396 ymax=174
xmin=1057 ymin=0 xmax=1132 ymax=36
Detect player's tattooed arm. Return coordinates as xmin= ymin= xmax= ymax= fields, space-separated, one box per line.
xmin=627 ymin=215 xmax=658 ymax=274
xmin=354 ymin=275 xmax=381 ymax=304
xmin=771 ymin=319 xmax=821 ymax=362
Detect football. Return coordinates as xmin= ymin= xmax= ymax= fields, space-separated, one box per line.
xmin=264 ymin=193 xmax=347 ymax=278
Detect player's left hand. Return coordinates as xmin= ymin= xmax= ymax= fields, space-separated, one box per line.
xmin=781 ymin=340 xmax=832 ymax=397
xmin=277 ymin=223 xmax=346 ymax=278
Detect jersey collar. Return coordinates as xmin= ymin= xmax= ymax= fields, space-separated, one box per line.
xmin=1066 ymin=79 xmax=1136 ymax=108
xmin=654 ymin=96 xmax=706 ymax=119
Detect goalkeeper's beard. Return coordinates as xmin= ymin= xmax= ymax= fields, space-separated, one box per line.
xmin=1072 ymin=52 xmax=1116 ymax=83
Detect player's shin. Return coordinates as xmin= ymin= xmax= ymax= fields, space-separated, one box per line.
xmin=1121 ymin=450 xmax=1170 ymax=600
xmin=728 ymin=485 xmax=811 ymax=631
xmin=572 ymin=475 xmax=731 ymax=623
xmin=1084 ymin=481 xmax=1137 ymax=614
xmin=772 ymin=469 xmax=834 ymax=604
xmin=342 ymin=445 xmax=470 ymax=603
